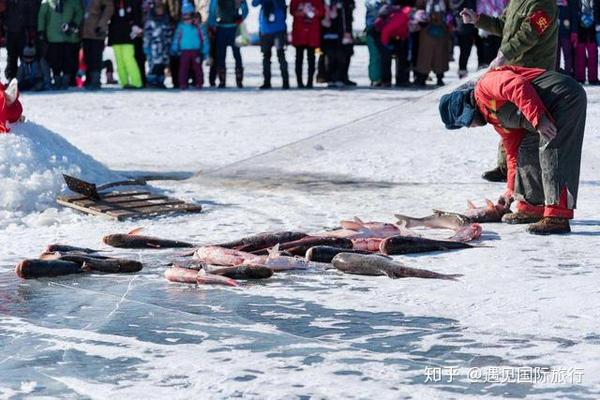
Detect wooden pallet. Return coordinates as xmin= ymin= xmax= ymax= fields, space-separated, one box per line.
xmin=57 ymin=190 xmax=202 ymax=221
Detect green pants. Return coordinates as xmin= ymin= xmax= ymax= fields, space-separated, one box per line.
xmin=366 ymin=32 xmax=382 ymax=83
xmin=113 ymin=44 xmax=142 ymax=88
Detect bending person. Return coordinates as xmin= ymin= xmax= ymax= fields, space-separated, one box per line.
xmin=439 ymin=66 xmax=586 ymax=235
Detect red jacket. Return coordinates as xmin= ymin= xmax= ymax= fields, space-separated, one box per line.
xmin=374 ymin=6 xmax=410 ymax=46
xmin=474 ymin=66 xmax=548 ymax=195
xmin=290 ymin=0 xmax=324 ymax=48
xmin=0 ymin=84 xmax=23 ymax=134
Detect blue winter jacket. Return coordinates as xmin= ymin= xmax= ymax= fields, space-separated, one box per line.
xmin=252 ymin=0 xmax=287 ymax=35
xmin=207 ymin=0 xmax=249 ymax=28
xmin=171 ymin=22 xmax=210 ymax=57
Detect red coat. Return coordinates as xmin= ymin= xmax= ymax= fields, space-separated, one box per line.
xmin=0 ymin=84 xmax=23 ymax=134
xmin=374 ymin=6 xmax=410 ymax=46
xmin=290 ymin=0 xmax=324 ymax=48
xmin=474 ymin=66 xmax=547 ymax=195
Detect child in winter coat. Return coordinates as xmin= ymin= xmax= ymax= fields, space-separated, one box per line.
xmin=415 ymin=0 xmax=449 ymax=86
xmin=0 ymin=79 xmax=23 ymax=134
xmin=575 ymin=0 xmax=600 ymax=84
xmin=108 ymin=0 xmax=143 ymax=88
xmin=171 ymin=3 xmax=209 ymax=89
xmin=17 ymin=45 xmax=45 ymax=91
xmin=290 ymin=0 xmax=324 ymax=88
xmin=144 ymin=0 xmax=172 ymax=88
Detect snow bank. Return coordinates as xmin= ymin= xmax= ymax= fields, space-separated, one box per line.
xmin=0 ymin=122 xmax=116 ymax=227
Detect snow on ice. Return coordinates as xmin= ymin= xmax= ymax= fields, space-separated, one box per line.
xmin=1 ymin=47 xmax=600 ymax=399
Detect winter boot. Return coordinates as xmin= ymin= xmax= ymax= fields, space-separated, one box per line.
xmin=436 ymin=73 xmax=445 ymax=86
xmin=501 ymin=212 xmax=543 ymax=224
xmin=209 ymin=64 xmax=217 ymax=87
xmin=527 ymin=217 xmax=571 ymax=235
xmin=413 ymin=72 xmax=426 ymax=87
xmin=86 ymin=71 xmax=102 ymax=90
xmin=277 ymin=49 xmax=290 ymax=89
xmin=61 ymin=74 xmax=71 ymax=90
xmin=235 ymin=67 xmax=244 ymax=88
xmin=105 ymin=70 xmax=117 ymax=85
xmin=482 ymin=166 xmax=507 ymax=182
xmin=217 ymin=68 xmax=226 ymax=88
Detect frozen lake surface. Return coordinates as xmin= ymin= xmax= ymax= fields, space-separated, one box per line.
xmin=1 ymin=47 xmax=600 ymax=399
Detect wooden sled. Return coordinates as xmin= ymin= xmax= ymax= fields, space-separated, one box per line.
xmin=57 ymin=190 xmax=202 ymax=221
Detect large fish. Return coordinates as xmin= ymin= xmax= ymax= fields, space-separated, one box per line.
xmin=194 ymin=246 xmax=267 ymax=266
xmin=463 ymin=199 xmax=510 ymax=223
xmin=40 ymin=251 xmax=143 ymax=273
xmin=265 ymin=236 xmax=353 ymax=257
xmin=45 ymin=244 xmax=104 ymax=254
xmin=395 ymin=210 xmax=471 ymax=230
xmin=332 ymin=253 xmax=461 ymax=280
xmin=379 ymin=235 xmax=473 ymax=255
xmin=305 ymin=246 xmax=387 ymax=263
xmin=216 ymin=231 xmax=309 ymax=252
xmin=448 ymin=223 xmax=482 ymax=243
xmin=164 ymin=266 xmax=239 ymax=287
xmin=172 ymin=258 xmax=273 ymax=279
xmin=317 ymin=217 xmax=408 ymax=239
xmin=205 ymin=265 xmax=273 ymax=280
xmin=15 ymin=259 xmax=89 ymax=279
xmin=103 ymin=228 xmax=195 ymax=249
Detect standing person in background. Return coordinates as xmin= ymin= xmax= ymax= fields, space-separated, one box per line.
xmin=144 ymin=0 xmax=171 ymax=88
xmin=339 ymin=0 xmax=356 ymax=86
xmin=253 ymin=0 xmax=290 ymax=89
xmin=208 ymin=0 xmax=248 ymax=88
xmin=475 ymin=0 xmax=507 ymax=67
xmin=365 ymin=0 xmax=384 ymax=86
xmin=196 ymin=0 xmax=217 ymax=86
xmin=38 ymin=0 xmax=83 ymax=89
xmin=82 ymin=0 xmax=114 ymax=90
xmin=321 ymin=0 xmax=352 ymax=87
xmin=374 ymin=0 xmax=411 ymax=87
xmin=4 ymin=0 xmax=39 ymax=81
xmin=415 ymin=0 xmax=449 ymax=86
xmin=165 ymin=0 xmax=182 ymax=87
xmin=290 ymin=0 xmax=324 ymax=88
xmin=574 ymin=0 xmax=600 ymax=84
xmin=556 ymin=0 xmax=578 ymax=75
xmin=108 ymin=0 xmax=144 ymax=88
xmin=171 ymin=2 xmax=208 ymax=88
xmin=462 ymin=0 xmax=557 ymax=182
xmin=449 ymin=0 xmax=477 ymax=78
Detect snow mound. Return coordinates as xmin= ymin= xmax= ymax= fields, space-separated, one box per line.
xmin=0 ymin=122 xmax=117 ymax=225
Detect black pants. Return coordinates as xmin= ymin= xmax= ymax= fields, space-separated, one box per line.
xmin=209 ymin=35 xmax=217 ymax=85
xmin=5 ymin=30 xmax=26 ymax=80
xmin=260 ymin=31 xmax=288 ymax=85
xmin=457 ymin=31 xmax=478 ymax=71
xmin=134 ymin=37 xmax=146 ymax=86
xmin=341 ymin=44 xmax=353 ymax=83
xmin=46 ymin=42 xmax=79 ymax=80
xmin=380 ymin=39 xmax=409 ymax=85
xmin=295 ymin=46 xmax=315 ymax=86
xmin=322 ymin=39 xmax=345 ymax=83
xmin=83 ymin=39 xmax=104 ymax=73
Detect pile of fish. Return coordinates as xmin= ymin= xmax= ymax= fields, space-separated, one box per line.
xmin=16 ymin=200 xmax=504 ymax=285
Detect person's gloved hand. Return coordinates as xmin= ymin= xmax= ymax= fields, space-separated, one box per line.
xmin=489 ymin=50 xmax=507 ymax=69
xmin=570 ymin=32 xmax=578 ymax=47
xmin=537 ymin=113 xmax=558 ymax=141
xmin=460 ymin=8 xmax=478 ymax=24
